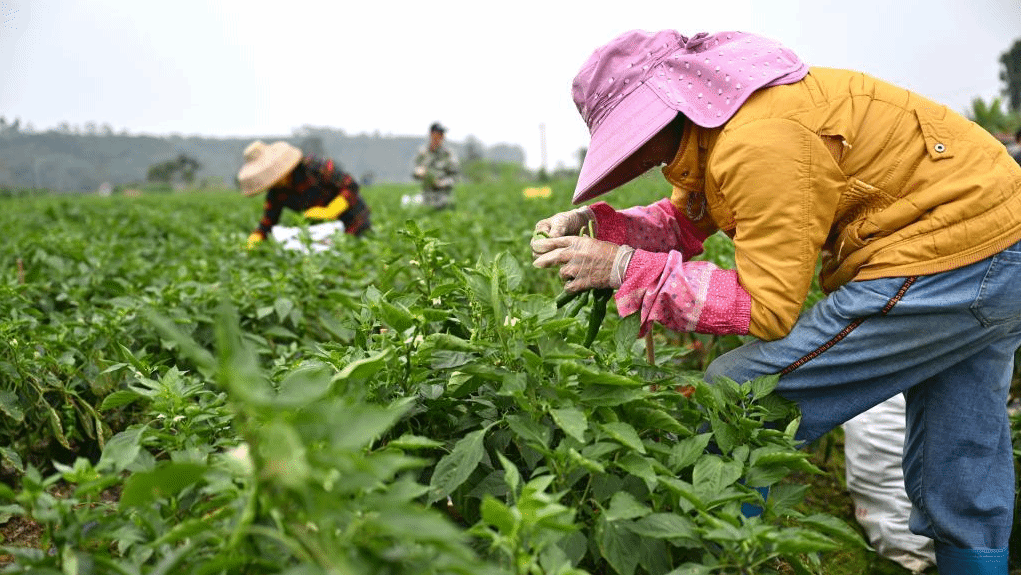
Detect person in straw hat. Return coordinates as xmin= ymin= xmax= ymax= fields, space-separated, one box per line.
xmin=238 ymin=140 xmax=371 ymax=248
xmin=531 ymin=29 xmax=1021 ymax=574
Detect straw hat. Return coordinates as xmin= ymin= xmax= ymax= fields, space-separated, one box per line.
xmin=237 ymin=140 xmax=303 ymax=196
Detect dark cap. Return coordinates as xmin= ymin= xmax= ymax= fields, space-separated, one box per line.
xmin=429 ymin=122 xmax=446 ymax=134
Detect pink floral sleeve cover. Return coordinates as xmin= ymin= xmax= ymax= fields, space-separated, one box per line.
xmin=589 ymin=199 xmax=752 ymax=337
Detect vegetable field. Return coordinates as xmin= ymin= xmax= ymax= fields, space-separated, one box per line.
xmin=0 ymin=177 xmax=1018 ymax=574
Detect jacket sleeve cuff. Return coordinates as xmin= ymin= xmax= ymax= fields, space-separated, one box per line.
xmin=613 ymin=249 xmax=669 ymax=320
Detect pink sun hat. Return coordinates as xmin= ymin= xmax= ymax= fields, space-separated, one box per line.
xmin=572 ymin=30 xmax=807 ymax=204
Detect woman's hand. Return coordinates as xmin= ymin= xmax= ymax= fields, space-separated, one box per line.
xmin=532 ymin=235 xmax=634 ymax=292
xmin=531 ymin=207 xmax=595 ymax=256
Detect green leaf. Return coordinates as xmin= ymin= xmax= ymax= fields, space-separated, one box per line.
xmin=489 ymin=265 xmax=504 ymax=322
xmin=669 ymin=433 xmax=712 ymax=471
xmin=631 ymin=407 xmax=686 ymax=435
xmin=637 ymin=531 xmax=672 ymax=575
xmin=428 ymin=426 xmax=489 ymax=504
xmin=386 ymin=434 xmax=444 ymax=450
xmin=715 ymin=375 xmax=743 ymax=404
xmin=597 ymin=517 xmax=640 ymax=575
xmin=800 ymin=513 xmax=870 ymax=549
xmin=495 ymin=252 xmax=523 ymax=291
xmin=665 ymin=563 xmax=714 ymax=575
xmin=259 ymin=421 xmax=309 ymax=488
xmin=743 ymin=464 xmax=792 ymax=488
xmin=119 ymin=462 xmax=207 ymax=509
xmin=578 ymin=385 xmax=645 ymax=407
xmin=709 ymin=416 xmax=739 ymax=454
xmin=378 ymin=300 xmax=414 ymax=332
xmin=274 ymin=297 xmax=295 ymax=321
xmin=99 ymin=389 xmax=142 ymax=411
xmin=629 ymin=513 xmax=695 ymax=539
xmin=496 ymin=451 xmax=520 ymax=495
xmin=754 ymin=450 xmax=814 ymax=468
xmin=144 ymin=309 xmax=215 ymax=374
xmin=481 ymin=494 xmax=518 ymax=535
xmin=498 ymin=371 xmax=527 ymax=396
xmin=766 ymin=528 xmax=839 ymax=554
xmin=329 ymin=400 xmax=412 ymax=451
xmin=566 ymin=447 xmax=606 ymax=474
xmin=614 ymin=312 xmax=641 ymax=357
xmin=336 ymin=350 xmax=390 ymax=384
xmin=97 ymin=426 xmax=145 ymax=472
xmin=446 ymin=371 xmax=485 ymax=398
xmin=605 ymin=491 xmax=650 ymax=521
xmin=0 ymin=447 xmax=23 ymax=473
xmin=275 ymin=362 xmax=334 ymax=406
xmin=264 ymin=325 xmax=297 ymax=340
xmin=599 ymin=421 xmax=646 ymax=454
xmin=433 ymin=352 xmax=474 ymax=370
xmin=692 ymin=381 xmax=718 ymax=411
xmin=506 ymin=413 xmax=551 ymax=450
xmin=692 ymin=455 xmax=743 ymax=500
xmin=424 ymin=332 xmax=482 ymax=352
xmin=550 ymin=407 xmax=588 ymax=443
xmin=560 ymin=362 xmax=645 ymax=387
xmin=749 ymin=373 xmax=779 ymax=400
xmin=768 ymin=483 xmax=809 ymax=514
xmin=116 ymin=343 xmax=149 ymax=372
xmin=784 ymin=416 xmax=802 ymax=438
xmin=0 ymin=390 xmax=23 ymax=422
xmin=616 ymin=453 xmax=658 ymax=491
xmin=46 ymin=406 xmax=70 ymax=449
xmin=99 ymin=362 xmax=129 ymax=375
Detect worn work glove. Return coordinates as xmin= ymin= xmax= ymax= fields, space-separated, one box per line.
xmin=246 ymin=232 xmax=263 ymax=250
xmin=532 ymin=235 xmax=635 ymax=293
xmin=304 ymin=195 xmax=350 ymax=220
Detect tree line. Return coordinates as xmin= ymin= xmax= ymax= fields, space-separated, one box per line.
xmin=0 ymin=124 xmax=526 ymax=193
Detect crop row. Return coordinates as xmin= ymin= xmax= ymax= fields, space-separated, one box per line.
xmin=0 ymin=180 xmax=1014 ymax=573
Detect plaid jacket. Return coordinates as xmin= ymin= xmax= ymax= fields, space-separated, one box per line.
xmin=253 ymin=156 xmax=371 ymax=239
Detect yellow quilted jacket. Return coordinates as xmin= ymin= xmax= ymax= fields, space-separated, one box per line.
xmin=663 ymin=67 xmax=1021 ymax=340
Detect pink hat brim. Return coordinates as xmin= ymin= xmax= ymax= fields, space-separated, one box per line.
xmin=572 ymin=83 xmax=678 ymax=204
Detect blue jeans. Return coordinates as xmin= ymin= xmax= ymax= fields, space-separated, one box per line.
xmin=705 ymin=240 xmax=1021 ymax=564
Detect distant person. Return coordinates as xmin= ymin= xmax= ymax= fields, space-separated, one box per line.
xmin=238 ymin=140 xmax=371 ymax=249
xmin=413 ymin=122 xmax=459 ymax=209
xmin=531 ymin=30 xmax=1021 ymax=574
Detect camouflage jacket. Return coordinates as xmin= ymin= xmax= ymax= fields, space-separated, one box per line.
xmin=413 ymin=144 xmax=459 ymax=190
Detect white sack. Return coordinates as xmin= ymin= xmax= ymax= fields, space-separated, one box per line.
xmin=270 ymin=221 xmax=345 ymax=254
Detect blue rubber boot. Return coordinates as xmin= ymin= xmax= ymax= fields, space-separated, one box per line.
xmin=935 ymin=545 xmax=1008 ymax=574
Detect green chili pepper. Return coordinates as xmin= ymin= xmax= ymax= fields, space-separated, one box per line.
xmin=555 ymin=289 xmax=579 ymax=308
xmin=565 ymin=289 xmax=590 ymax=318
xmin=583 ymin=288 xmax=613 ymax=347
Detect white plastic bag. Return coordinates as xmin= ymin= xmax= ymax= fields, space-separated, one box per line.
xmin=270 ymin=221 xmax=345 ymax=254
xmin=842 ymin=394 xmax=935 ymax=573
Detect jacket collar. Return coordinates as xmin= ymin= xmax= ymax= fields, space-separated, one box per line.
xmin=661 ymin=120 xmax=714 ymax=191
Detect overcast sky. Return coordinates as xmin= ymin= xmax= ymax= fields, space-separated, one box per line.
xmin=2 ymin=0 xmax=1019 ymax=171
